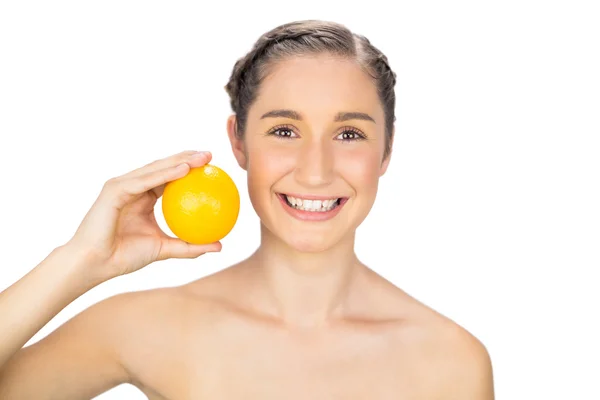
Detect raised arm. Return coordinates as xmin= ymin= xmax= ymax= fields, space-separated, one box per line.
xmin=0 ymin=245 xmax=131 ymax=397
xmin=0 ymin=150 xmax=220 ymax=398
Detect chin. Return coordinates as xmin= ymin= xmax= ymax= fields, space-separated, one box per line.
xmin=258 ymin=215 xmax=344 ymax=253
xmin=284 ymin=235 xmax=335 ymax=253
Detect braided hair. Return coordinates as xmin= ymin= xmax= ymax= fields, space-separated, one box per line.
xmin=224 ymin=20 xmax=397 ymax=160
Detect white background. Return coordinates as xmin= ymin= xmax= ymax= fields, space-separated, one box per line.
xmin=1 ymin=1 xmax=598 ymax=399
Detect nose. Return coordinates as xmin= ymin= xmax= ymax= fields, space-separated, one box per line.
xmin=294 ymin=138 xmax=334 ymax=187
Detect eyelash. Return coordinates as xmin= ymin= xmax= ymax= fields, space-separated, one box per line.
xmin=265 ymin=124 xmax=366 ymax=141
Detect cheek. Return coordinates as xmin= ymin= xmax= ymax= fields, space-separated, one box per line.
xmin=337 ymin=147 xmax=382 ymax=190
xmin=246 ymin=141 xmax=296 ymax=190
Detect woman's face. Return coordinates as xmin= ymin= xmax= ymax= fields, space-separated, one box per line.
xmin=228 ymin=54 xmax=392 ymax=252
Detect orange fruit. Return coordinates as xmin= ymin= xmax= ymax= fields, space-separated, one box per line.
xmin=161 ymin=164 xmax=240 ymax=244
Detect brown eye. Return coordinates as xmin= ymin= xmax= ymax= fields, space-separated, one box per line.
xmin=274 ymin=128 xmax=295 ymax=137
xmin=336 ymin=128 xmax=365 ymax=141
xmin=266 ymin=125 xmax=298 ymax=139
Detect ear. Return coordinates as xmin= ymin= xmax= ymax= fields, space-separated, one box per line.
xmin=226 ymin=114 xmax=247 ymax=170
xmin=379 ymin=127 xmax=394 ymax=177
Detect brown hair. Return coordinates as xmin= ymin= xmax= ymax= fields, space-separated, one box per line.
xmin=224 ymin=19 xmax=397 ymax=160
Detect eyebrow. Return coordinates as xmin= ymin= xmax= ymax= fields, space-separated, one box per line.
xmin=260 ymin=109 xmax=376 ymax=123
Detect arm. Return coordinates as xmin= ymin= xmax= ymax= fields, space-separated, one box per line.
xmin=0 ymin=150 xmax=219 ymax=398
xmin=0 ymin=244 xmax=130 ymax=398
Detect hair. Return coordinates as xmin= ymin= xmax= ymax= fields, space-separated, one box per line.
xmin=224 ymin=19 xmax=397 ymax=160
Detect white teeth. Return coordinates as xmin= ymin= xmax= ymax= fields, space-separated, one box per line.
xmin=284 ymin=195 xmax=340 ymax=212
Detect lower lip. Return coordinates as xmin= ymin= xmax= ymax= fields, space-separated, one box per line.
xmin=277 ymin=194 xmax=348 ymax=221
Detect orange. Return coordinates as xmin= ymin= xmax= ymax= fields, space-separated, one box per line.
xmin=162 ymin=164 xmax=240 ymax=244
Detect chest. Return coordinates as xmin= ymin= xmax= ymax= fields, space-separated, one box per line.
xmin=135 ymin=329 xmax=431 ymax=400
xmin=185 ymin=354 xmax=424 ymax=400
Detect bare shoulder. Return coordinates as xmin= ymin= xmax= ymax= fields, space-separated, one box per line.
xmin=435 ymin=327 xmax=493 ymax=398
xmin=89 ymin=287 xmax=191 ymax=361
xmin=418 ymin=314 xmax=494 ymax=399
xmin=92 ymin=282 xmax=225 ymax=396
xmin=384 ymin=287 xmax=495 ymax=399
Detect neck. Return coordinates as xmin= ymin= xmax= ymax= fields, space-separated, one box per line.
xmin=245 ymin=223 xmax=364 ymax=328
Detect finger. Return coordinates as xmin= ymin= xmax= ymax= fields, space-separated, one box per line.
xmin=102 ymin=152 xmax=213 ymax=211
xmin=123 ymin=151 xmax=196 ymax=178
xmin=149 ymin=152 xmax=212 ymax=199
xmin=125 ymin=150 xmax=212 ymax=179
xmin=104 ymin=162 xmax=191 ymax=210
xmin=156 ymin=239 xmax=222 ymax=261
xmin=150 ymin=182 xmax=167 ymax=200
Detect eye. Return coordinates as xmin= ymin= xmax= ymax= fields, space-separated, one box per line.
xmin=265 ymin=125 xmax=366 ymax=141
xmin=336 ymin=127 xmax=366 ymax=141
xmin=266 ymin=124 xmax=298 ymax=139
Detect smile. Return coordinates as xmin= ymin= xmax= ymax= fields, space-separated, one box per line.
xmin=276 ymin=193 xmax=348 ymax=221
xmin=284 ymin=194 xmax=340 ymax=212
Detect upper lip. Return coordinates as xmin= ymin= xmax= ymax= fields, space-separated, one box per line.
xmin=278 ymin=192 xmax=346 ymax=200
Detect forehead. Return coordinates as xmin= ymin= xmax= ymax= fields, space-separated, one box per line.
xmin=250 ymin=55 xmax=383 ymax=123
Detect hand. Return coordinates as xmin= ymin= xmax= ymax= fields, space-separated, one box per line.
xmin=64 ymin=150 xmax=221 ymax=280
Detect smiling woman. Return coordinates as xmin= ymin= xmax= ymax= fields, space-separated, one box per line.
xmin=0 ymin=19 xmax=494 ymax=399
xmin=226 ymin=51 xmax=392 ymax=255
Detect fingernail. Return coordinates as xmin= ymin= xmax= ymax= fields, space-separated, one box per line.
xmin=191 ymin=151 xmax=209 ymax=158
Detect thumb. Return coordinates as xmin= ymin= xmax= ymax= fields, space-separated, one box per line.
xmin=157 ymin=238 xmax=222 ymax=261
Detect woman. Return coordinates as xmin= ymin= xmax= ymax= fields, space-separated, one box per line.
xmin=0 ymin=20 xmax=494 ymax=399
